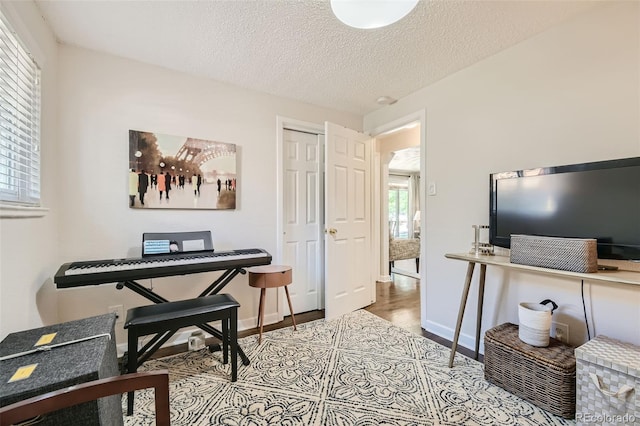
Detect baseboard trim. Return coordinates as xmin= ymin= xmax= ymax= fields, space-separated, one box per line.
xmin=391 ymin=268 xmax=419 ymax=279
xmin=424 ymin=320 xmax=485 ymax=355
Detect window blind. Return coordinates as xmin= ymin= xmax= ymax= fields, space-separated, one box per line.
xmin=0 ymin=12 xmax=41 ymax=206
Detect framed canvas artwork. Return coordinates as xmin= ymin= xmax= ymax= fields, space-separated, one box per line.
xmin=128 ymin=130 xmax=236 ymax=210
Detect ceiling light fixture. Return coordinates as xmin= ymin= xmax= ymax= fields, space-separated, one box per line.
xmin=330 ymin=0 xmax=419 ymax=29
xmin=376 ymin=95 xmax=397 ymax=105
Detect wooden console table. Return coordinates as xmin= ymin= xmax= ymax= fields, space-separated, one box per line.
xmin=445 ymin=252 xmax=640 ymax=368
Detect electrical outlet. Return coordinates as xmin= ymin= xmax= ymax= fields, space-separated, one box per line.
xmin=551 ymin=322 xmax=569 ymax=344
xmin=108 ymin=305 xmax=124 ymax=323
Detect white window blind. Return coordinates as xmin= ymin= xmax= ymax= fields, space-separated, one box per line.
xmin=0 ymin=11 xmax=41 ymax=206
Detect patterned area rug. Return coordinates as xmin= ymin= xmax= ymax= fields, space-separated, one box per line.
xmin=124 ymin=310 xmax=574 ymax=425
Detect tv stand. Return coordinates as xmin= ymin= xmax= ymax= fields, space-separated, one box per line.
xmin=444 ymin=252 xmax=640 ymax=368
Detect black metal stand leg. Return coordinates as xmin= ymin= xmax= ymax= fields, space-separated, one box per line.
xmin=222 ymin=318 xmax=228 ymax=365
xmin=199 ymin=268 xmax=246 ymax=297
xmin=198 ymin=269 xmax=235 ymax=297
xmin=136 ymin=330 xmax=178 ymax=367
xmin=117 ymin=280 xmax=169 ymax=304
xmin=231 ymin=309 xmax=238 ymax=382
xmin=201 ymin=323 xmax=250 ymax=366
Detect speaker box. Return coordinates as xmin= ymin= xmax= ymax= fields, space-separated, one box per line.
xmin=510 ymin=234 xmax=598 ymax=273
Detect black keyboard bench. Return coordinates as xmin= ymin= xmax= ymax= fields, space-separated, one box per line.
xmin=124 ymin=294 xmax=239 ymax=415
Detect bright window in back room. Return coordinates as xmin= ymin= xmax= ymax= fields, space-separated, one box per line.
xmin=0 ymin=10 xmax=41 ymax=207
xmin=389 ymin=175 xmax=410 ymax=238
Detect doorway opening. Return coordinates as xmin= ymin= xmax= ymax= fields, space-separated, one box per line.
xmin=388 ymin=158 xmax=420 ymax=279
xmin=275 ymin=111 xmax=425 ymax=333
xmin=368 ymin=110 xmax=426 ymax=333
xmin=375 ymin=122 xmax=421 ymax=281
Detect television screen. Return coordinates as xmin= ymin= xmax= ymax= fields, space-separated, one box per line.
xmin=490 ymin=157 xmax=640 ymax=261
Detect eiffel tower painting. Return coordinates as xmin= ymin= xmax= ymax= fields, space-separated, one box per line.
xmin=128 ymin=129 xmax=237 ymax=210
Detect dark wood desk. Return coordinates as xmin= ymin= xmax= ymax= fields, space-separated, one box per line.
xmin=445 ymin=253 xmax=640 ymax=368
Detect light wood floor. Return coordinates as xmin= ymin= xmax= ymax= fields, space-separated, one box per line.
xmin=365 ymin=272 xmax=422 ymax=335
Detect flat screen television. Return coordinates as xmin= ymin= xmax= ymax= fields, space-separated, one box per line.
xmin=489 ymin=156 xmax=640 ymax=261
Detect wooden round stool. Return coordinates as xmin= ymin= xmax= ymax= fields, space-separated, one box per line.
xmin=247 ymin=265 xmax=297 ymax=344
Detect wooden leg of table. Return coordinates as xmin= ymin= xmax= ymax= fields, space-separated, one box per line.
xmin=256 ymin=291 xmax=262 ymax=329
xmin=283 ymin=285 xmax=297 ymax=331
xmin=448 ymin=262 xmax=475 ymax=368
xmin=474 ymin=264 xmax=486 ymax=360
xmin=258 ymin=288 xmax=266 ymax=344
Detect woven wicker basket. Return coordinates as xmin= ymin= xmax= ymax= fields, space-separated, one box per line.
xmin=510 ymin=234 xmax=598 ymax=273
xmin=484 ymin=323 xmax=576 ymax=419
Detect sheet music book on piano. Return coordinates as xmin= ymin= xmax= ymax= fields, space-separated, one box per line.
xmin=143 ymin=239 xmax=171 ymax=255
xmin=142 ymin=230 xmax=214 ymax=257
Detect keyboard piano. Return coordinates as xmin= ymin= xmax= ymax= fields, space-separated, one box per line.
xmin=54 ymin=248 xmax=272 ymax=288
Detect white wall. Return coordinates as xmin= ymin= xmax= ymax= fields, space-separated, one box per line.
xmin=0 ymin=1 xmax=59 ymax=338
xmin=52 ymin=46 xmax=360 ymax=345
xmin=365 ymin=2 xmax=640 ymax=348
xmin=377 ymin=126 xmax=420 ymax=155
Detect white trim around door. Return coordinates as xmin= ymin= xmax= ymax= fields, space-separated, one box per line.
xmin=276 ymin=116 xmax=325 ymax=322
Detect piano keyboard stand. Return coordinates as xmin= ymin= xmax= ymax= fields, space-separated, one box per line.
xmin=54 ymin=248 xmax=272 ymax=372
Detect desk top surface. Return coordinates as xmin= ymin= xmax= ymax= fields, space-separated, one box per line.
xmin=445 ymin=253 xmax=640 ymax=287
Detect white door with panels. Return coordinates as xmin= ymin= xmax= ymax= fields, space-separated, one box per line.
xmin=283 ymin=129 xmax=324 ymax=314
xmin=324 ymin=122 xmax=374 ymax=321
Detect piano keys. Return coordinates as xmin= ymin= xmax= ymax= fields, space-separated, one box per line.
xmin=54 ymin=248 xmax=272 ymax=288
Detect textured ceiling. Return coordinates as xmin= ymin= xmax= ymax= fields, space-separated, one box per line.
xmin=34 ymin=0 xmax=598 ymax=115
xmin=389 ymin=146 xmax=420 ymax=172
